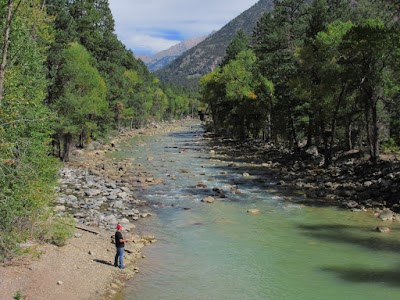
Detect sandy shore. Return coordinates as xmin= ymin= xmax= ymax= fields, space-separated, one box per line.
xmin=0 ymin=119 xmax=199 ymax=300
xmin=0 ymin=227 xmax=145 ymax=300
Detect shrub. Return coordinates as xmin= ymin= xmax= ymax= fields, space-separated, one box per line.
xmin=42 ymin=217 xmax=76 ymax=247
xmin=13 ymin=291 xmax=23 ymax=300
xmin=382 ymin=138 xmax=400 ymax=152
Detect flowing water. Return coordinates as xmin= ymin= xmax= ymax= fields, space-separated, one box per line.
xmin=114 ymin=123 xmax=400 ymax=300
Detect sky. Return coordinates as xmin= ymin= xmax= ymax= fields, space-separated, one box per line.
xmin=108 ymin=0 xmax=258 ymax=55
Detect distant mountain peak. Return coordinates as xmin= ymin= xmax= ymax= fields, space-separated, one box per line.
xmin=136 ymin=35 xmax=209 ymax=72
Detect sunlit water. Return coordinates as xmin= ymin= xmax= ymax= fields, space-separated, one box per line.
xmin=113 ymin=123 xmax=400 ymax=300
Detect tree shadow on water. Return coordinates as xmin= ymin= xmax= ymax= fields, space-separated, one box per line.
xmin=322 ymin=265 xmax=400 ymax=287
xmin=298 ymin=224 xmax=400 ymax=253
xmin=299 ymin=224 xmax=400 ymax=286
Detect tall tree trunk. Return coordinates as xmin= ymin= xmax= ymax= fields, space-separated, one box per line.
xmin=0 ymin=0 xmax=13 ymax=105
xmin=325 ymin=86 xmax=346 ymax=166
xmin=289 ymin=114 xmax=298 ymax=150
xmin=369 ymin=97 xmax=379 ymax=163
xmin=347 ymin=122 xmax=353 ymax=150
xmin=209 ymin=101 xmax=219 ymax=134
xmin=264 ymin=96 xmax=272 ymax=143
xmin=63 ymin=133 xmax=73 ymax=162
xmin=79 ymin=129 xmax=85 ymax=148
xmin=306 ymin=113 xmax=313 ymax=148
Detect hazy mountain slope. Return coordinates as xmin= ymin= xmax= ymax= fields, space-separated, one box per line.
xmin=156 ymin=0 xmax=274 ymax=89
xmin=137 ymin=35 xmax=208 ymax=72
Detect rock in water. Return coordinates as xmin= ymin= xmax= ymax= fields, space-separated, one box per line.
xmin=247 ymin=209 xmax=261 ymax=214
xmin=201 ymin=196 xmax=215 ymax=203
xmin=379 ymin=209 xmax=394 ymax=221
xmin=376 ymin=226 xmax=390 ymax=233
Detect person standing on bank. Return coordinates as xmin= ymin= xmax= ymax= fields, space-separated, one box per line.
xmin=114 ymin=224 xmax=129 ymax=269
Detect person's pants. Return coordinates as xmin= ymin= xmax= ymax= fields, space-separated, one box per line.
xmin=114 ymin=247 xmax=124 ymax=268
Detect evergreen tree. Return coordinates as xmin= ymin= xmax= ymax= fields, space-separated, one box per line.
xmin=253 ymin=0 xmax=308 ymax=147
xmin=220 ymin=29 xmax=250 ymax=67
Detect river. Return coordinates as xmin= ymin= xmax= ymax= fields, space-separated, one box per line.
xmin=113 ymin=122 xmax=400 ymax=300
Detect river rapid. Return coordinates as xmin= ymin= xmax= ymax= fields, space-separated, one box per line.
xmin=113 ymin=122 xmax=400 ymax=300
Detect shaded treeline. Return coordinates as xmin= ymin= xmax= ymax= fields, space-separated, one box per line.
xmin=0 ymin=0 xmax=195 ymax=260
xmin=200 ymin=0 xmax=400 ymax=166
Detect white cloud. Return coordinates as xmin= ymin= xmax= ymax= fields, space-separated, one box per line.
xmin=126 ymin=33 xmax=181 ymax=53
xmin=108 ymin=0 xmax=258 ymax=54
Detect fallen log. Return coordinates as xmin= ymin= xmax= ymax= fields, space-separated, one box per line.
xmin=75 ymin=225 xmax=99 ymax=235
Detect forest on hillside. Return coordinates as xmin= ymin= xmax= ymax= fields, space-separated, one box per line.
xmin=200 ymin=0 xmax=400 ymax=166
xmin=0 ymin=0 xmax=197 ymax=260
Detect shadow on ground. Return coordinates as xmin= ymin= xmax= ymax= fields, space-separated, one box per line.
xmin=93 ymin=259 xmax=114 ymax=266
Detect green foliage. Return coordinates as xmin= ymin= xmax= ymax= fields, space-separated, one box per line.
xmin=201 ymin=49 xmax=274 ymax=138
xmin=0 ymin=0 xmax=201 ymax=262
xmin=56 ymin=42 xmax=108 ymax=127
xmin=200 ymin=0 xmax=400 ymax=165
xmin=382 ymin=138 xmax=400 ymax=152
xmin=220 ymin=30 xmax=250 ymax=67
xmin=13 ymin=291 xmax=23 ymax=300
xmin=41 ymin=217 xmax=76 ymax=247
xmin=0 ymin=0 xmax=60 ymax=261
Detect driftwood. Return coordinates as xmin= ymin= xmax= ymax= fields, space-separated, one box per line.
xmin=75 ymin=225 xmax=99 ymax=235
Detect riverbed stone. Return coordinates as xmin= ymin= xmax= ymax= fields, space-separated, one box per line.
xmin=115 ymin=201 xmax=126 ymax=209
xmin=107 ymin=194 xmax=118 ymax=201
xmin=140 ymin=213 xmax=152 ymax=218
xmin=202 ymin=196 xmax=215 ymax=203
xmin=54 ymin=205 xmax=66 ymax=212
xmin=85 ymin=189 xmax=102 ymax=197
xmin=247 ymin=209 xmax=261 ymax=214
xmin=379 ymin=209 xmax=394 ymax=221
xmin=118 ymin=192 xmax=129 ymax=199
xmin=119 ymin=218 xmax=130 ymax=224
xmin=376 ymin=226 xmax=390 ymax=233
xmin=345 ymin=201 xmax=359 ymax=209
xmin=104 ymin=214 xmax=117 ymax=223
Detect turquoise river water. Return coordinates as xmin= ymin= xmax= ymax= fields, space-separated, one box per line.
xmin=113 ymin=123 xmax=400 ymax=300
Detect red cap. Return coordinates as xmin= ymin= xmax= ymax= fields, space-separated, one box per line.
xmin=116 ymin=224 xmax=123 ymax=230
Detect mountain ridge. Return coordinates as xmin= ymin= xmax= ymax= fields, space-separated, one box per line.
xmin=136 ymin=35 xmax=208 ymax=72
xmin=156 ymin=0 xmax=274 ymax=89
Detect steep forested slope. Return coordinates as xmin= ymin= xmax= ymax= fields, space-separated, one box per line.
xmin=156 ymin=0 xmax=274 ymax=89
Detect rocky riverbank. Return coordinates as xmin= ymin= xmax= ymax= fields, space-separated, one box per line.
xmin=2 ymin=118 xmax=400 ymax=299
xmin=204 ymin=134 xmax=400 ymax=223
xmin=0 ymin=118 xmax=198 ymax=300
